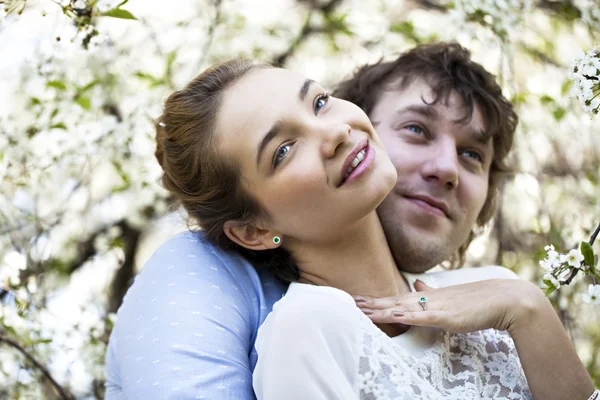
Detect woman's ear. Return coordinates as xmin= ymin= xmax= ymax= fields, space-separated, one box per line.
xmin=223 ymin=221 xmax=280 ymax=251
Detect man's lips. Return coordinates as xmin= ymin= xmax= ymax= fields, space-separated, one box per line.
xmin=338 ymin=138 xmax=368 ymax=187
xmin=404 ymin=195 xmax=451 ymax=218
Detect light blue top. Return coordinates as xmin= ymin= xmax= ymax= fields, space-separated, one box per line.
xmin=104 ymin=231 xmax=287 ymax=399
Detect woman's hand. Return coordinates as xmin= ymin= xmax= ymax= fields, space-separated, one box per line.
xmin=354 ymin=278 xmax=598 ymax=400
xmin=354 ymin=278 xmax=548 ymax=334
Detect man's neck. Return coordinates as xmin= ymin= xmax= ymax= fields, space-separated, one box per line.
xmin=291 ymin=212 xmax=411 ymax=299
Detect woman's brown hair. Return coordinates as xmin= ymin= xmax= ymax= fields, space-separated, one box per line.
xmin=155 ymin=59 xmax=299 ymax=282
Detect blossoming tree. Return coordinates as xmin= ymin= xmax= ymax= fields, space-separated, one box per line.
xmin=1 ymin=0 xmax=599 ymax=397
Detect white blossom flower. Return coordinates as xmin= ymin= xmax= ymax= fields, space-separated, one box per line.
xmin=581 ymin=284 xmax=600 ymax=304
xmin=448 ymin=0 xmax=533 ymax=39
xmin=565 ymin=248 xmax=585 ymax=268
xmin=540 ymin=244 xmax=563 ymax=271
xmin=568 ymin=47 xmax=600 ymax=115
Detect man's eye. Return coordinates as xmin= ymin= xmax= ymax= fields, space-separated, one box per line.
xmin=273 ymin=143 xmax=293 ymax=167
xmin=406 ymin=124 xmax=425 ymax=135
xmin=461 ymin=150 xmax=484 ymax=163
xmin=314 ymin=93 xmax=329 ymax=115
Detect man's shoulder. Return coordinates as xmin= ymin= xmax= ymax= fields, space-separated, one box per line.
xmin=141 ymin=231 xmax=263 ymax=283
xmin=149 ymin=230 xmax=244 ymax=267
xmin=119 ymin=230 xmax=285 ymax=318
xmin=428 ymin=265 xmax=519 ymax=288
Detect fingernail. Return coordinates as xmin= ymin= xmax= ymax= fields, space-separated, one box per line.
xmin=353 ymin=296 xmax=368 ymax=303
xmin=392 ymin=311 xmax=404 ymax=317
xmin=360 ymin=308 xmax=374 ymax=315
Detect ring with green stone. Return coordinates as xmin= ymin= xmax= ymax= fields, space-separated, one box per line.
xmin=418 ymin=296 xmax=427 ymax=311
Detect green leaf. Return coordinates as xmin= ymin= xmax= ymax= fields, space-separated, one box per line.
xmin=25 ymin=338 xmax=53 ymax=346
xmin=101 ymin=8 xmax=137 ymax=20
xmin=47 ymin=80 xmax=67 ymax=91
xmin=390 ymin=21 xmax=421 ymax=43
xmin=76 ymin=96 xmax=91 ymax=110
xmin=50 ymin=122 xmax=67 ymax=130
xmin=540 ymin=95 xmax=555 ymax=106
xmin=323 ymin=13 xmax=353 ymax=36
xmin=511 ymin=92 xmax=528 ymax=106
xmin=542 ymin=279 xmax=556 ymax=296
xmin=134 ymin=72 xmax=157 ymax=82
xmin=561 ymin=79 xmax=572 ymax=96
xmin=29 ymin=97 xmax=42 ymax=106
xmin=544 ymin=284 xmax=557 ymax=297
xmin=78 ymin=79 xmax=100 ymax=94
xmin=552 ymin=107 xmax=566 ymax=121
xmin=581 ymin=241 xmax=595 ymax=268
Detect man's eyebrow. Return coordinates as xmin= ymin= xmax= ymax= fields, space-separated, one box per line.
xmin=299 ymin=79 xmax=315 ymax=101
xmin=396 ymin=104 xmax=439 ymax=120
xmin=256 ymin=120 xmax=283 ymax=167
xmin=470 ymin=128 xmax=492 ymax=145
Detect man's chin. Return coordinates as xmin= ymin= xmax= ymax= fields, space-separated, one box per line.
xmin=396 ymin=263 xmax=443 ymax=274
xmin=390 ymin=242 xmax=449 ymax=274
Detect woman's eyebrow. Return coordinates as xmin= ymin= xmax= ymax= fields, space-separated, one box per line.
xmin=256 ymin=79 xmax=315 ymax=167
xmin=256 ymin=120 xmax=283 ymax=167
xmin=299 ymin=79 xmax=315 ymax=101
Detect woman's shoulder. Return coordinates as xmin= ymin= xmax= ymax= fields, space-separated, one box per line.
xmin=424 ymin=265 xmax=520 ymax=288
xmin=271 ymin=283 xmax=360 ymax=325
xmin=256 ymin=283 xmax=362 ymax=349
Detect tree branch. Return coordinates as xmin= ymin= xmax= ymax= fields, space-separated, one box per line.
xmin=272 ymin=0 xmax=344 ymax=66
xmin=0 ymin=335 xmax=73 ymax=400
xmin=590 ymin=220 xmax=600 ymax=246
xmin=195 ymin=0 xmax=224 ymax=70
xmin=108 ymin=220 xmax=141 ymax=314
xmin=563 ymin=221 xmax=600 ymax=285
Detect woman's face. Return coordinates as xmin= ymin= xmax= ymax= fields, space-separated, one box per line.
xmin=217 ymin=67 xmax=397 ymax=245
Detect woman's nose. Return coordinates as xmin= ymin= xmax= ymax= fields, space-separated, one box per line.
xmin=320 ymin=124 xmax=351 ymax=159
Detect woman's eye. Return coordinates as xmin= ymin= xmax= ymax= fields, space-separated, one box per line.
xmin=273 ymin=143 xmax=293 ymax=167
xmin=314 ymin=93 xmax=329 ymax=115
xmin=405 ymin=124 xmax=424 ymax=135
xmin=461 ymin=150 xmax=484 ymax=163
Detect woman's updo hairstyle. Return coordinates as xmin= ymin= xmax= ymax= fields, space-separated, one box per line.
xmin=155 ymin=59 xmax=299 ymax=282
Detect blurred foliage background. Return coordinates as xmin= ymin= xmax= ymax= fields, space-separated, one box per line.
xmin=0 ymin=0 xmax=599 ymax=398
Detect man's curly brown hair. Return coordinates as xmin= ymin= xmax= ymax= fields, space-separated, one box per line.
xmin=333 ymin=42 xmax=518 ymax=267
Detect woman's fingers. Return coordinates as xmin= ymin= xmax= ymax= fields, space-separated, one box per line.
xmin=362 ymin=308 xmax=449 ymax=329
xmin=353 ymin=280 xmax=435 ymax=310
xmin=353 ymin=293 xmax=423 ymax=311
xmin=413 ymin=279 xmax=434 ymax=292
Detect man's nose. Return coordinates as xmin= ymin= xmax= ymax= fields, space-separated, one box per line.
xmin=320 ymin=123 xmax=351 ymax=159
xmin=420 ymin=141 xmax=459 ymax=189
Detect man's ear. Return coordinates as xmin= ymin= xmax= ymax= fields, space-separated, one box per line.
xmin=223 ymin=221 xmax=280 ymax=251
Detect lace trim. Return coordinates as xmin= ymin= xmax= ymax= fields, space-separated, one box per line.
xmin=356 ymin=314 xmax=532 ymax=400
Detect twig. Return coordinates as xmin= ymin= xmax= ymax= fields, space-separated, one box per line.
xmin=271 ymin=0 xmax=344 ymax=66
xmin=0 ymin=335 xmax=73 ymax=400
xmin=590 ymin=220 xmax=600 ymax=246
xmin=195 ymin=0 xmax=223 ymax=71
xmin=564 ymin=220 xmax=600 ymax=285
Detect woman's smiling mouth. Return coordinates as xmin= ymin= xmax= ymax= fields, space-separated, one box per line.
xmin=338 ymin=140 xmax=375 ymax=187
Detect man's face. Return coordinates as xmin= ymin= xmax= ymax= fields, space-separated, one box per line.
xmin=371 ymin=78 xmax=493 ymax=273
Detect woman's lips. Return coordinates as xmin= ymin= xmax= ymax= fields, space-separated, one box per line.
xmin=339 ymin=138 xmax=368 ymax=186
xmin=339 ymin=144 xmax=375 ymax=187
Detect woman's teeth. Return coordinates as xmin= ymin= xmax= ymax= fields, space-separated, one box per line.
xmin=344 ymin=149 xmax=366 ymax=179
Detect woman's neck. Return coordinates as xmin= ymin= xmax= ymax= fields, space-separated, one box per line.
xmin=291 ymin=212 xmax=411 ymax=299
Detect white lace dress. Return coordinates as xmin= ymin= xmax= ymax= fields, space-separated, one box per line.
xmin=253 ymin=267 xmax=532 ymax=400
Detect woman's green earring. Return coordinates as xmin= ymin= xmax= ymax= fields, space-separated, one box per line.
xmin=273 ymin=236 xmax=281 ymax=245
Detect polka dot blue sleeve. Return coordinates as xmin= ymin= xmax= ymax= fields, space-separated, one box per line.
xmin=104 ymin=231 xmax=286 ymax=400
